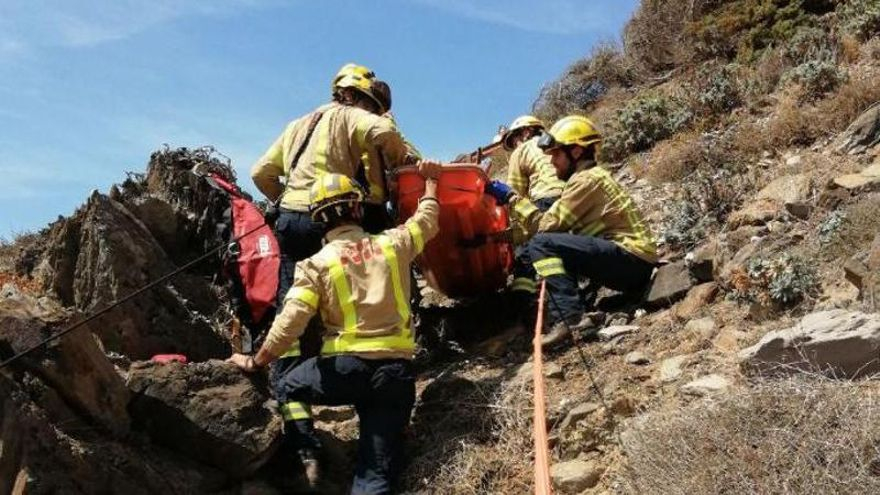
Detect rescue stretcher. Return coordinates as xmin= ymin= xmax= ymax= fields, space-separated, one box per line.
xmin=395 ymin=164 xmax=513 ymax=298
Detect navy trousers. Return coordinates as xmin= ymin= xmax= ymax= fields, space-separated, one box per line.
xmin=281 ymin=355 xmax=416 ymax=495
xmin=521 ymin=233 xmax=654 ymax=325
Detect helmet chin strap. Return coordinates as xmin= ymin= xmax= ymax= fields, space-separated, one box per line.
xmin=562 ymin=147 xmax=578 ymax=181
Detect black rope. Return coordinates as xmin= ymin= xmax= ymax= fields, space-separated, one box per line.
xmin=543 ymin=286 xmax=622 ymax=443
xmin=0 ymin=222 xmax=269 ymax=370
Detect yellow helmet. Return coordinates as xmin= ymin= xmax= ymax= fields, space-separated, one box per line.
xmin=538 ymin=115 xmax=602 ymax=152
xmin=308 ymin=173 xmax=364 ymax=222
xmin=331 ymin=63 xmax=375 ymax=95
xmin=335 ymin=73 xmax=388 ymax=114
xmin=502 ymin=115 xmax=545 ymax=150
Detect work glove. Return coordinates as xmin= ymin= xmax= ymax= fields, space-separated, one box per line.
xmin=485 ymin=180 xmax=514 ymax=205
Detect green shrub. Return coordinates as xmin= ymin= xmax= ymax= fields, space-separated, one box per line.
xmin=659 ymin=200 xmax=710 ymax=249
xmin=782 ymin=57 xmax=846 ymax=97
xmin=733 ymin=253 xmax=819 ymax=306
xmin=837 ymin=0 xmax=880 ymax=40
xmin=695 ymin=64 xmax=742 ymax=114
xmin=602 ymin=94 xmax=693 ymax=161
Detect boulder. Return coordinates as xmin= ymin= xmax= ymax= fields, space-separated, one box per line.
xmin=646 ymin=261 xmax=694 ymax=307
xmin=659 ymin=355 xmax=687 ymax=383
xmin=543 ymin=362 xmax=564 ymax=379
xmin=831 ymin=162 xmax=880 ymax=192
xmin=558 ymin=402 xmax=601 ymax=431
xmin=739 ymin=310 xmax=880 ymax=378
xmin=625 ymin=351 xmax=651 ymax=365
xmin=729 ymin=174 xmax=812 ymax=227
xmin=674 ymin=283 xmax=719 ymax=319
xmin=0 ymin=289 xmax=130 ymax=436
xmin=687 ymin=241 xmax=718 ymax=282
xmin=550 ymin=459 xmax=604 ymax=493
xmin=598 ymin=325 xmax=639 ymax=341
xmin=126 ymin=360 xmax=281 ymax=477
xmin=835 ymin=101 xmax=880 ymax=155
xmin=684 ymin=317 xmax=717 ymax=340
xmin=680 ymin=374 xmax=731 ymax=396
xmin=31 ymin=192 xmax=227 ymax=361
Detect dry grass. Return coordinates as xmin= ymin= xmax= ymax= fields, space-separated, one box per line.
xmin=401 ymin=368 xmax=533 ymax=494
xmin=821 ymin=194 xmax=880 ymax=261
xmin=621 ymin=376 xmax=880 ymax=494
xmin=637 ymin=131 xmax=706 ymax=183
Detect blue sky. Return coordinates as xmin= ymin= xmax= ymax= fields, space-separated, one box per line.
xmin=0 ymin=0 xmax=638 ymax=238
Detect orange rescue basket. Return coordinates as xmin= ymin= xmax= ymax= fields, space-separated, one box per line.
xmin=395 ymin=164 xmax=513 ymax=298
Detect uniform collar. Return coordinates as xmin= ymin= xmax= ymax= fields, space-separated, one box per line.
xmin=325 ymin=224 xmax=365 ymax=242
xmin=573 ymin=159 xmax=597 ymax=174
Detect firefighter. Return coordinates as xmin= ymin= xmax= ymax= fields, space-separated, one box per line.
xmin=229 ymin=160 xmax=442 ymax=494
xmin=486 ymin=115 xmax=658 ymax=347
xmin=501 ymin=115 xmax=566 ymax=300
xmin=250 ymin=67 xmax=411 ymax=484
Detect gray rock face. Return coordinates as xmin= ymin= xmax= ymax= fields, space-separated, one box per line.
xmin=646 ymin=261 xmax=694 ymax=307
xmin=558 ymin=402 xmax=601 ymax=432
xmin=0 ymin=289 xmax=130 ymax=436
xmin=680 ymin=375 xmax=731 ymax=396
xmin=836 ymin=101 xmax=880 ymax=155
xmin=598 ymin=325 xmax=640 ymax=341
xmin=32 ymin=192 xmax=227 ymax=361
xmin=739 ymin=310 xmax=880 ymax=378
xmin=659 ymin=355 xmax=687 ymax=383
xmin=832 ymin=162 xmax=880 ymax=192
xmin=729 ymin=174 xmax=812 ymax=227
xmin=127 ymin=360 xmax=282 ymax=477
xmin=625 ymin=351 xmax=651 ymax=365
xmin=550 ymin=459 xmax=604 ymax=492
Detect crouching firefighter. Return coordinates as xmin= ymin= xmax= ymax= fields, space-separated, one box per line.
xmin=228 ymin=160 xmax=442 ymax=494
xmin=486 ymin=115 xmax=658 ymax=348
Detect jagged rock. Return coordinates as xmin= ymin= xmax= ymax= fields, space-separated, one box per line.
xmin=687 ymin=241 xmax=718 ymax=282
xmin=126 ymin=360 xmax=281 ymax=477
xmin=659 ymin=355 xmax=687 ymax=383
xmin=785 ymin=155 xmax=803 ymax=166
xmin=729 ymin=174 xmax=812 ymax=227
xmin=680 ymin=375 xmax=731 ymax=396
xmin=784 ymin=200 xmax=812 ymax=220
xmin=685 ymin=317 xmax=717 ymax=340
xmin=598 ymin=325 xmax=639 ymax=341
xmin=544 ymin=362 xmax=565 ymax=379
xmin=625 ymin=351 xmax=650 ymax=365
xmin=844 ymin=234 xmax=880 ymax=302
xmin=31 ymin=192 xmax=227 ymax=361
xmin=550 ymin=459 xmax=604 ymax=492
xmin=0 ymin=374 xmax=224 ymax=494
xmin=835 ymin=101 xmax=880 ymax=155
xmin=674 ymin=282 xmax=719 ymax=319
xmin=0 ymin=290 xmax=130 ymax=436
xmin=558 ymin=402 xmax=600 ymax=431
xmin=831 ymin=162 xmax=880 ymax=192
xmin=740 ymin=310 xmax=880 ymax=378
xmin=646 ymin=261 xmax=694 ymax=307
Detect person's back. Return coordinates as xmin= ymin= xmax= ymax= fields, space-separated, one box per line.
xmin=507 ymin=136 xmax=565 ymax=207
xmin=251 ymin=102 xmax=409 ymax=212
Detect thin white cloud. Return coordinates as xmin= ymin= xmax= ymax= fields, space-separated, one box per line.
xmin=412 ymin=0 xmax=633 ymax=35
xmin=0 ymin=0 xmax=283 ymax=52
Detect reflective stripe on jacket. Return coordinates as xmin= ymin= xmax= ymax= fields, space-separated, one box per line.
xmin=262 ymin=198 xmax=440 ymax=360
xmin=251 ymin=103 xmax=409 ymax=211
xmin=507 ymin=137 xmax=565 ymax=201
xmin=510 ymin=162 xmax=658 ymax=264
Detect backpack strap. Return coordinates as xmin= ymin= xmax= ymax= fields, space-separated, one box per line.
xmin=274 ymin=110 xmax=325 ymax=208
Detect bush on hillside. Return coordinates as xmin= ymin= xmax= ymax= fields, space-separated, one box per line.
xmin=694 ymin=63 xmax=742 ymax=115
xmin=622 ymin=377 xmax=880 ymax=494
xmin=730 ymin=253 xmax=819 ymax=306
xmin=688 ymin=0 xmax=837 ymax=62
xmin=782 ymin=57 xmax=847 ymax=98
xmin=602 ymin=94 xmax=693 ymax=161
xmin=624 ymin=0 xmax=719 ymax=72
xmin=838 ymin=0 xmax=880 ymax=40
xmin=532 ymin=44 xmax=635 ymax=123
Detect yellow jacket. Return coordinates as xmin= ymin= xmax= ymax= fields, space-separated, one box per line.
xmin=510 ymin=162 xmax=658 ymax=264
xmin=262 ymin=197 xmax=440 ymax=360
xmin=251 ymin=103 xmax=410 ymax=211
xmin=507 ymin=137 xmax=565 ymax=201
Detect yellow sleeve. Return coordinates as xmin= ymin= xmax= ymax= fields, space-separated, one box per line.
xmin=358 ymin=114 xmax=409 ymax=171
xmin=507 ymin=146 xmax=529 ymax=197
xmin=261 ymin=259 xmax=321 ymax=357
xmin=250 ymin=122 xmax=295 ymax=202
xmin=510 ymin=174 xmax=603 ymax=239
xmin=384 ymin=197 xmax=440 ymax=263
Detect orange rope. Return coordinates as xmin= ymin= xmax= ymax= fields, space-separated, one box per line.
xmin=533 ymin=279 xmax=553 ymax=494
